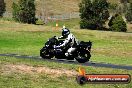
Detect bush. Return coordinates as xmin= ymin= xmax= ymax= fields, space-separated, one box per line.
xmin=79 ymin=0 xmax=109 ymax=30
xmin=0 ymin=0 xmax=6 ymax=17
xmin=12 ymin=0 xmax=36 ymax=24
xmin=12 ymin=2 xmax=20 ymax=21
xmin=80 ymin=19 xmax=98 ymax=30
xmin=35 ymin=19 xmax=44 ymax=25
xmin=109 ymin=14 xmax=127 ymax=32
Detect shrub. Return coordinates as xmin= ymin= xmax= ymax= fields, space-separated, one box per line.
xmin=12 ymin=2 xmax=20 ymax=21
xmin=35 ymin=19 xmax=44 ymax=25
xmin=12 ymin=0 xmax=36 ymax=24
xmin=109 ymin=14 xmax=127 ymax=32
xmin=79 ymin=0 xmax=109 ymax=30
xmin=0 ymin=0 xmax=6 ymax=17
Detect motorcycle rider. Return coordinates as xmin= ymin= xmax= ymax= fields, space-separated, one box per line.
xmin=54 ymin=27 xmax=79 ymax=57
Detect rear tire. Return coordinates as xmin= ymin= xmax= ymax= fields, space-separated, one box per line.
xmin=67 ymin=55 xmax=75 ymax=60
xmin=40 ymin=48 xmax=53 ymax=59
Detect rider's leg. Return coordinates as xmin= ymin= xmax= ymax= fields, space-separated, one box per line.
xmin=65 ymin=47 xmax=76 ymax=56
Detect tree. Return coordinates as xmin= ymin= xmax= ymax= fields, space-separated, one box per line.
xmin=12 ymin=2 xmax=20 ymax=21
xmin=0 ymin=0 xmax=6 ymax=17
xmin=125 ymin=3 xmax=132 ymax=23
xmin=79 ymin=0 xmax=109 ymax=30
xmin=109 ymin=14 xmax=127 ymax=32
xmin=12 ymin=0 xmax=36 ymax=24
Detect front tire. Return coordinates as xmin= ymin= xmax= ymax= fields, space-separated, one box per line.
xmin=40 ymin=47 xmax=53 ymax=59
xmin=75 ymin=51 xmax=91 ymax=63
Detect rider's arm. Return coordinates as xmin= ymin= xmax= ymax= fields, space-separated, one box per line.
xmin=74 ymin=35 xmax=79 ymax=45
xmin=56 ymin=35 xmax=71 ymax=48
xmin=58 ymin=36 xmax=64 ymax=39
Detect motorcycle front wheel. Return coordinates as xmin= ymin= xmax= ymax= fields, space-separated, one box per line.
xmin=40 ymin=47 xmax=54 ymax=59
xmin=75 ymin=51 xmax=91 ymax=63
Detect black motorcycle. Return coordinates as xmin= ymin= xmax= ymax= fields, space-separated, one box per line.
xmin=40 ymin=36 xmax=92 ymax=63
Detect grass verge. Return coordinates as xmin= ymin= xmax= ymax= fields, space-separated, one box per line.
xmin=0 ymin=56 xmax=132 ymax=88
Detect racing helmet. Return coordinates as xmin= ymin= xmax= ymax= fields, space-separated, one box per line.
xmin=62 ymin=28 xmax=70 ymax=37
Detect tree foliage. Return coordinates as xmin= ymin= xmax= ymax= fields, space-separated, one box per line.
xmin=79 ymin=0 xmax=109 ymax=30
xmin=109 ymin=14 xmax=127 ymax=32
xmin=12 ymin=2 xmax=20 ymax=21
xmin=0 ymin=0 xmax=6 ymax=17
xmin=12 ymin=0 xmax=36 ymax=24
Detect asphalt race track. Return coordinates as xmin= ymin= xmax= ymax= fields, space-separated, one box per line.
xmin=0 ymin=53 xmax=132 ymax=70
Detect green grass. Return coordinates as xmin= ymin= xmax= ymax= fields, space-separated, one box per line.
xmin=0 ymin=56 xmax=132 ymax=88
xmin=0 ymin=19 xmax=132 ymax=66
xmin=1 ymin=1 xmax=132 ymax=87
xmin=46 ymin=18 xmax=80 ymax=29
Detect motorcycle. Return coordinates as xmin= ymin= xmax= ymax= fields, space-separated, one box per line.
xmin=40 ymin=36 xmax=92 ymax=63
